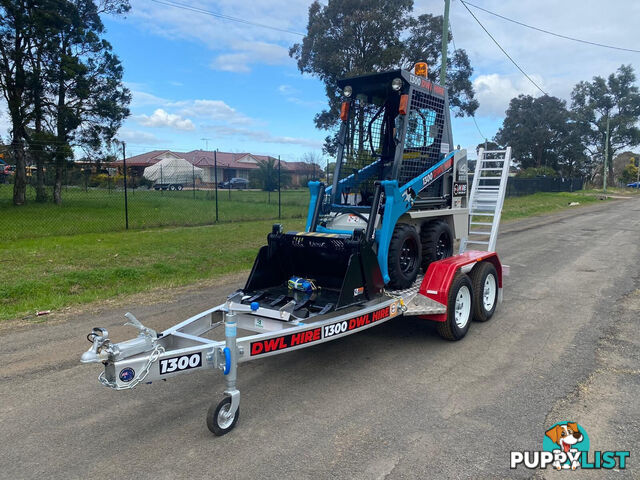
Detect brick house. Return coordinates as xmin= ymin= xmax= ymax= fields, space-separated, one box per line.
xmin=112 ymin=150 xmax=319 ymax=187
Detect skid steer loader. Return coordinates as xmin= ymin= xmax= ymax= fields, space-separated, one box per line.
xmin=239 ymin=63 xmax=469 ymax=318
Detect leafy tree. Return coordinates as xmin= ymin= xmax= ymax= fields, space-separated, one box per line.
xmin=302 ymin=151 xmax=323 ymax=181
xmin=495 ymin=95 xmax=570 ymax=171
xmin=620 ymin=158 xmax=638 ymax=184
xmin=0 ymin=0 xmax=130 ymax=205
xmin=0 ymin=0 xmax=36 ymax=205
xmin=290 ymin=0 xmax=478 ymax=154
xmin=254 ymin=157 xmax=290 ymax=191
xmin=571 ymin=65 xmax=640 ymax=186
xmin=515 ymin=166 xmax=557 ymax=178
xmin=45 ymin=0 xmax=131 ymax=204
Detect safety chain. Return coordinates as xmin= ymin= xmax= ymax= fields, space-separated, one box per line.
xmin=98 ymin=344 xmax=165 ymax=390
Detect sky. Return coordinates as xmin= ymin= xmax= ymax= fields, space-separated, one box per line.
xmin=3 ymin=0 xmax=639 ymax=163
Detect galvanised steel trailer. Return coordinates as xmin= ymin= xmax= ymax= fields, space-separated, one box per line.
xmin=81 ymin=248 xmax=505 ymax=436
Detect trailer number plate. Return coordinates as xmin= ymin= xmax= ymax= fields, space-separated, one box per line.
xmin=159 ymin=353 xmax=202 ymax=375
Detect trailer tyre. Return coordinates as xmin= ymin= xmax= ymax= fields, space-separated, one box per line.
xmin=387 ymin=224 xmax=422 ymax=289
xmin=420 ymin=220 xmax=453 ymax=271
xmin=470 ymin=262 xmax=498 ymax=322
xmin=437 ymin=273 xmax=473 ymax=341
xmin=207 ymin=396 xmax=239 ymax=436
xmin=177 ymin=184 xmax=183 ymax=191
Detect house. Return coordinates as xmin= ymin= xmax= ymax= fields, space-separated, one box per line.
xmin=111 ymin=150 xmax=319 ymax=187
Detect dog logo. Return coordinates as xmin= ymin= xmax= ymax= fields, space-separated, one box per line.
xmin=511 ymin=421 xmax=630 ymax=470
xmin=544 ymin=422 xmax=587 ymax=470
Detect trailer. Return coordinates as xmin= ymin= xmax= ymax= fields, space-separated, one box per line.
xmin=80 ymin=63 xmax=513 ymax=436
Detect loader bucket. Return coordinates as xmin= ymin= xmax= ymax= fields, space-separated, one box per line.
xmin=244 ymin=231 xmax=384 ymax=312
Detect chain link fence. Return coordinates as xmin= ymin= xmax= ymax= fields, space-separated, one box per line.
xmin=0 ymin=163 xmax=312 ymax=241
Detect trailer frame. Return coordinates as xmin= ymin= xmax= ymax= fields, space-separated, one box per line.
xmin=81 ymin=250 xmax=504 ymax=436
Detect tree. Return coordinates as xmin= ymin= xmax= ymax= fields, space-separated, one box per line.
xmin=0 ymin=0 xmax=130 ymax=205
xmin=290 ymin=0 xmax=478 ymax=154
xmin=620 ymin=157 xmax=638 ymax=185
xmin=0 ymin=0 xmax=34 ymax=205
xmin=45 ymin=0 xmax=131 ymax=204
xmin=495 ymin=95 xmax=570 ymax=171
xmin=571 ymin=65 xmax=640 ymax=186
xmin=254 ymin=157 xmax=290 ymax=191
xmin=302 ymin=151 xmax=323 ymax=181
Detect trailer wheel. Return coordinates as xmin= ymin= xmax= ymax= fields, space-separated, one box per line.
xmin=437 ymin=273 xmax=473 ymax=341
xmin=470 ymin=262 xmax=498 ymax=322
xmin=177 ymin=184 xmax=183 ymax=191
xmin=207 ymin=396 xmax=239 ymax=436
xmin=387 ymin=224 xmax=422 ymax=289
xmin=169 ymin=184 xmax=177 ymax=191
xmin=420 ymin=220 xmax=453 ymax=271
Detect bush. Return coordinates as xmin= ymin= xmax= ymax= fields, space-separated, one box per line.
xmin=516 ymin=166 xmax=558 ymax=178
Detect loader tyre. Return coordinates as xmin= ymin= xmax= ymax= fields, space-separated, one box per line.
xmin=437 ymin=273 xmax=472 ymax=341
xmin=470 ymin=261 xmax=498 ymax=322
xmin=421 ymin=220 xmax=453 ymax=271
xmin=387 ymin=224 xmax=421 ymax=289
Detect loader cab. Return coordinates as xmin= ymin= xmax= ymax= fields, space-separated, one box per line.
xmin=330 ymin=68 xmax=454 ymax=211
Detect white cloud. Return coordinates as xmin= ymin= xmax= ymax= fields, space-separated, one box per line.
xmin=206 ymin=124 xmax=323 ymax=148
xmin=473 ymin=73 xmax=544 ymax=117
xmin=130 ymin=90 xmax=168 ymax=108
xmin=137 ymin=109 xmax=195 ymax=131
xmin=277 ymin=84 xmax=324 ymax=108
xmin=168 ymin=99 xmax=253 ymax=125
xmin=211 ymin=42 xmax=290 ymax=73
xmin=118 ymin=129 xmax=164 ymax=145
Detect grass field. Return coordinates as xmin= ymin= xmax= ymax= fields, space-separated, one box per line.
xmin=0 ymin=190 xmax=609 ymax=322
xmin=0 ymin=184 xmax=309 ymax=240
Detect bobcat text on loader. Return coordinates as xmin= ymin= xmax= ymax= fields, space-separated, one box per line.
xmin=80 ymin=63 xmax=511 ymax=436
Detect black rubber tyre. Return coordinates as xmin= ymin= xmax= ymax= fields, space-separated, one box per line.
xmin=207 ymin=396 xmax=239 ymax=436
xmin=420 ymin=220 xmax=454 ymax=271
xmin=437 ymin=273 xmax=473 ymax=341
xmin=169 ymin=184 xmax=177 ymax=191
xmin=177 ymin=184 xmax=183 ymax=191
xmin=470 ymin=262 xmax=498 ymax=322
xmin=387 ymin=224 xmax=422 ymax=289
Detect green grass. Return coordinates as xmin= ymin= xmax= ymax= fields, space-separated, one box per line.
xmin=0 ymin=190 xmax=609 ymax=323
xmin=500 ymin=191 xmax=606 ymax=221
xmin=0 ymin=219 xmax=305 ymax=322
xmin=0 ymin=184 xmax=309 ymax=241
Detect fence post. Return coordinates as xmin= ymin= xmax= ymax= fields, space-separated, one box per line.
xmin=160 ymin=164 xmax=163 ymax=195
xmin=192 ymin=163 xmax=196 ymax=199
xmin=122 ymin=142 xmax=129 ymax=230
xmin=214 ymin=150 xmax=219 ymax=222
xmin=278 ymin=155 xmax=281 ymax=219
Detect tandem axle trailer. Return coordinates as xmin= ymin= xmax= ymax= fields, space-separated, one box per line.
xmin=81 ymin=249 xmax=505 ymax=436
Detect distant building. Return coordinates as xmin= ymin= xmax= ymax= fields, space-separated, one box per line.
xmin=111 ymin=150 xmax=319 ymax=187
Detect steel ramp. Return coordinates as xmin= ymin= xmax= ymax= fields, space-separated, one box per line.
xmin=459 ymin=147 xmax=512 ymax=254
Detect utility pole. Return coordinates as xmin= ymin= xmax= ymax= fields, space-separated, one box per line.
xmin=603 ymin=115 xmax=610 ymax=194
xmin=201 ymin=137 xmax=211 ymax=151
xmin=122 ymin=141 xmax=129 ymax=230
xmin=214 ymin=149 xmax=219 ymax=221
xmin=636 ymin=157 xmax=639 ymax=189
xmin=439 ymin=0 xmax=451 ymax=86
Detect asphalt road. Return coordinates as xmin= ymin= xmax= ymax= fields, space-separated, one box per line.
xmin=1 ymin=198 xmax=639 ymax=480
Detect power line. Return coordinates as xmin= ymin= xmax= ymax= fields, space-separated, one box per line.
xmin=471 ymin=115 xmax=486 ymax=141
xmin=450 ymin=19 xmax=487 ymax=142
xmin=459 ymin=0 xmax=548 ymax=96
xmin=150 ymin=0 xmax=305 ymax=36
xmin=462 ymin=0 xmax=640 ymax=54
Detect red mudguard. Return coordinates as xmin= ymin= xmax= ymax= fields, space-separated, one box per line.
xmin=418 ymin=250 xmax=503 ymax=321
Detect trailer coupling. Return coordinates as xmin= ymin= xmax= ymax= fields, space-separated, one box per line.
xmin=81 ymin=313 xmax=158 ymax=365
